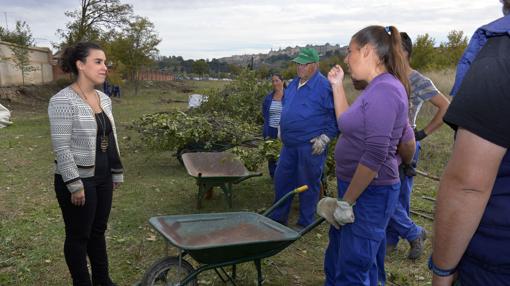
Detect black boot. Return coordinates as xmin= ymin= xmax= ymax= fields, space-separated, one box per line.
xmin=408 ymin=229 xmax=427 ymax=260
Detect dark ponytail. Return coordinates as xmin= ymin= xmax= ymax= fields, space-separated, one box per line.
xmin=60 ymin=42 xmax=102 ymax=76
xmin=352 ymin=25 xmax=410 ymax=96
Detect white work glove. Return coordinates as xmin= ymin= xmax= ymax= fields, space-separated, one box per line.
xmin=317 ymin=197 xmax=341 ymax=229
xmin=334 ymin=200 xmax=355 ymax=226
xmin=310 ymin=134 xmax=330 ymax=155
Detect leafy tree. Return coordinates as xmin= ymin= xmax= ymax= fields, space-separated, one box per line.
xmin=57 ymin=0 xmax=133 ymax=46
xmin=192 ymin=59 xmax=209 ymax=78
xmin=255 ymin=64 xmax=271 ymax=79
xmin=410 ymin=33 xmax=436 ymax=70
xmin=0 ymin=21 xmax=36 ymax=86
xmin=110 ymin=16 xmax=161 ymax=95
xmin=282 ymin=63 xmax=296 ymax=80
xmin=438 ymin=30 xmax=468 ymax=68
xmin=228 ymin=64 xmax=242 ymax=76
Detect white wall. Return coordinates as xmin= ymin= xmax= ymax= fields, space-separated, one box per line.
xmin=0 ymin=41 xmax=53 ymax=86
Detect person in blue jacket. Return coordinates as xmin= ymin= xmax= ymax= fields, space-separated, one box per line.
xmin=262 ymin=74 xmax=286 ymax=179
xmin=269 ymin=48 xmax=338 ymax=228
xmin=431 ymin=2 xmax=510 ymax=285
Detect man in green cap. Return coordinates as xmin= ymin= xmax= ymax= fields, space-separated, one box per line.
xmin=270 ymin=48 xmax=338 ymax=229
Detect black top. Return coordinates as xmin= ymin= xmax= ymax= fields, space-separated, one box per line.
xmin=443 ymin=35 xmax=510 ymax=148
xmin=94 ymin=112 xmax=113 ymax=177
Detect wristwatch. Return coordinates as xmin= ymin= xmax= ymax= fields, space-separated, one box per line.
xmin=428 ymin=255 xmax=457 ymax=277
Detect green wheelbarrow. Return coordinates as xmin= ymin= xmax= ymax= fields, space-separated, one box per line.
xmin=141 ymin=185 xmax=326 ymax=286
xmin=181 ymin=152 xmax=262 ymax=208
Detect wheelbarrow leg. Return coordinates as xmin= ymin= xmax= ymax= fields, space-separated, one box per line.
xmin=197 ymin=183 xmax=206 ymax=208
xmin=254 ymin=259 xmax=264 ymax=286
xmin=220 ymin=183 xmax=233 ymax=209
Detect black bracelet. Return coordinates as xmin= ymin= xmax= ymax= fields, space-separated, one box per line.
xmin=428 ymin=255 xmax=457 ymax=277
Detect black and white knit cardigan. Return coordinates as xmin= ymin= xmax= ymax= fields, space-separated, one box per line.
xmin=48 ymin=86 xmax=124 ymax=193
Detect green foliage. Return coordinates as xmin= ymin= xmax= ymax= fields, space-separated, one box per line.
xmin=106 ymin=16 xmax=161 ymax=94
xmin=132 ymin=70 xmax=275 ymax=170
xmin=198 ymin=69 xmax=271 ymax=123
xmin=411 ymin=30 xmax=468 ymax=71
xmin=410 ymin=33 xmax=436 ymax=70
xmin=437 ymin=30 xmax=468 ymax=67
xmin=132 ymin=110 xmax=259 ymax=151
xmin=0 ymin=21 xmax=34 ymax=46
xmin=192 ymin=59 xmax=209 ymax=77
xmin=231 ymin=139 xmax=282 ymax=171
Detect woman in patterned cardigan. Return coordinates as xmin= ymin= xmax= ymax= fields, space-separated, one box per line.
xmin=48 ymin=42 xmax=123 ymax=286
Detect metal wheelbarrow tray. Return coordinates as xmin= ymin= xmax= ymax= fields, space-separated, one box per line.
xmin=149 ymin=212 xmax=299 ymax=265
xmin=141 ymin=186 xmax=324 ymax=286
xmin=181 ymin=152 xmax=262 ymax=208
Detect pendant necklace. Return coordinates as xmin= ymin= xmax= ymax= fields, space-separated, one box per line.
xmin=77 ymin=83 xmax=109 ymax=152
xmin=97 ymin=111 xmax=109 ymax=153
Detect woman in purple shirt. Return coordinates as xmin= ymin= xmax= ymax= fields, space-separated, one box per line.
xmin=319 ymin=25 xmax=411 ymax=285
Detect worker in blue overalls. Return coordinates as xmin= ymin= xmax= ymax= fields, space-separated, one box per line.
xmin=430 ymin=3 xmax=510 ymax=285
xmin=269 ymin=48 xmax=338 ymax=229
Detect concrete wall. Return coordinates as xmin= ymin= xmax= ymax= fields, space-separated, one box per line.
xmin=0 ymin=41 xmax=53 ymax=87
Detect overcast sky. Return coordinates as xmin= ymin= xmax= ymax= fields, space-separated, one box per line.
xmin=0 ymin=0 xmax=504 ymax=60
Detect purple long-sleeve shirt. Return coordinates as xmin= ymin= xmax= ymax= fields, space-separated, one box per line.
xmin=335 ymin=73 xmax=409 ymax=185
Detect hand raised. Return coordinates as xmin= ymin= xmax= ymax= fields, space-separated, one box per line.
xmin=327 ymin=65 xmax=345 ymax=86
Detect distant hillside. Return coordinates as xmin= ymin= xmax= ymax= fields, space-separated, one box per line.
xmin=217 ymin=43 xmax=348 ymax=68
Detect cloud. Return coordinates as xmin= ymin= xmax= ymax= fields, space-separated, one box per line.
xmin=1 ymin=0 xmax=504 ymax=59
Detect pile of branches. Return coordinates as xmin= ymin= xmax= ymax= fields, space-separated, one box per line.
xmin=131 ymin=70 xmax=282 ymax=170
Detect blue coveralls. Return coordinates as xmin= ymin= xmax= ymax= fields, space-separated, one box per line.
xmin=270 ymin=71 xmax=338 ymax=227
xmin=262 ymin=91 xmax=280 ymax=178
xmin=324 ymin=180 xmax=400 ymax=285
xmin=457 ymin=152 xmax=510 ymax=285
xmin=386 ymin=141 xmax=423 ymax=246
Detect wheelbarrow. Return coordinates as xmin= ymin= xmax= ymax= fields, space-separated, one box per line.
xmin=181 ymin=152 xmax=262 ymax=208
xmin=141 ymin=185 xmax=325 ymax=286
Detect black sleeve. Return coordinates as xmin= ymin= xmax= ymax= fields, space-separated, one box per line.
xmin=444 ymin=36 xmax=510 ymax=148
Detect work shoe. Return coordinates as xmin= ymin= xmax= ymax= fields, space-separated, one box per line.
xmin=408 ymin=229 xmax=427 ymax=260
xmin=386 ymin=244 xmax=397 ymax=256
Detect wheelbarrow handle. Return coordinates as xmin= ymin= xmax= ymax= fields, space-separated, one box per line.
xmin=263 ymin=185 xmax=308 ymax=216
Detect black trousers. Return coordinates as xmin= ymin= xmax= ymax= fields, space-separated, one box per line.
xmin=55 ymin=174 xmax=114 ymax=286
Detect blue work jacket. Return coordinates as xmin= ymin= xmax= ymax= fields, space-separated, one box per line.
xmin=451 ymin=14 xmax=510 ymax=95
xmin=279 ymin=70 xmax=338 ymax=147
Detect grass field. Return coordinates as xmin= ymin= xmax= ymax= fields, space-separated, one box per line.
xmin=0 ymin=73 xmax=454 ymax=286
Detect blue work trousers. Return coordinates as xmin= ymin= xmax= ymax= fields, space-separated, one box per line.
xmin=386 ymin=142 xmax=423 ymax=245
xmin=270 ymin=144 xmax=325 ymax=227
xmin=324 ymin=180 xmax=399 ymax=286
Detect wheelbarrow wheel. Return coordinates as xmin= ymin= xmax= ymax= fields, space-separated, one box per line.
xmin=141 ymin=256 xmax=197 ymax=286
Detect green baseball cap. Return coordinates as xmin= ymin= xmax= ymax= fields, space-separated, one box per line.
xmin=292 ymin=48 xmax=320 ymax=64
